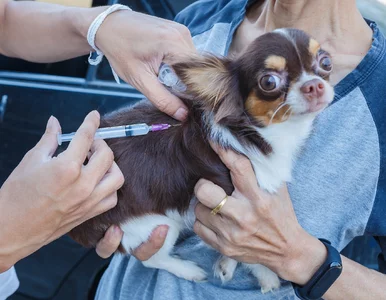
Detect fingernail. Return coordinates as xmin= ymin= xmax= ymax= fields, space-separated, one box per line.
xmin=173 ymin=107 xmax=188 ymax=121
xmin=91 ymin=110 xmax=100 ymax=119
xmin=46 ymin=116 xmax=54 ymax=129
xmin=159 ymin=226 xmax=169 ymax=238
xmin=112 ymin=225 xmax=122 ymax=235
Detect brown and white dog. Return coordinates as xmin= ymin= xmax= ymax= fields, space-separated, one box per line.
xmin=68 ymin=28 xmax=335 ymax=293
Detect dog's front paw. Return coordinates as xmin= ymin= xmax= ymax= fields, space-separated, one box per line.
xmin=176 ymin=260 xmax=208 ymax=282
xmin=259 ymin=273 xmax=281 ymax=294
xmin=214 ymin=256 xmax=238 ymax=283
xmin=243 ymin=263 xmax=281 ymax=294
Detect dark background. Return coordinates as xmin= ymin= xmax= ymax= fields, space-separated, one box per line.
xmin=0 ymin=0 xmax=383 ymax=299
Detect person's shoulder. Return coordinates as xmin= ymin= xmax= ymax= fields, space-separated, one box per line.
xmin=357 ymin=20 xmax=386 ymax=137
xmin=362 ymin=21 xmax=386 ymax=237
xmin=174 ymin=0 xmax=247 ymax=36
xmin=358 ymin=21 xmax=386 ymax=105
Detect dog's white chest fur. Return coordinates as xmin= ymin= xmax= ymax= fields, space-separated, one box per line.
xmin=211 ymin=115 xmax=315 ymax=193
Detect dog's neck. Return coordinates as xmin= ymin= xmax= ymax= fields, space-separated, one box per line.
xmin=207 ymin=113 xmax=315 ymax=193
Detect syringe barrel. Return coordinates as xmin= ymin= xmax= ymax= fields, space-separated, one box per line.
xmin=124 ymin=123 xmax=150 ymax=136
xmin=58 ymin=133 xmax=75 ymax=144
xmin=57 ymin=124 xmax=151 ymax=145
xmin=94 ymin=125 xmax=127 ymax=139
xmin=95 ymin=124 xmax=150 ymax=138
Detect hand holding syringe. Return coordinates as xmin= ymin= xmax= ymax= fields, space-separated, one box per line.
xmin=57 ymin=123 xmax=175 ymax=145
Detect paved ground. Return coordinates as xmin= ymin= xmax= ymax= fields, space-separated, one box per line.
xmin=357 ymin=0 xmax=386 ymax=33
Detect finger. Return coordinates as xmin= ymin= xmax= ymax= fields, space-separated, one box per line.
xmin=83 ymin=140 xmax=114 ymax=188
xmin=95 ymin=225 xmax=123 ymax=259
xmin=138 ymin=72 xmax=188 ymax=121
xmin=209 ymin=141 xmax=253 ymax=176
xmin=85 ymin=162 xmax=124 ymax=214
xmin=64 ymin=111 xmax=100 ymax=166
xmin=194 ymin=202 xmax=227 ymax=233
xmin=194 ymin=179 xmax=232 ymax=216
xmin=89 ymin=162 xmax=124 ymax=208
xmin=193 ymin=220 xmax=220 ymax=250
xmin=163 ymin=47 xmax=197 ymax=66
xmin=209 ymin=142 xmax=259 ymax=196
xmin=87 ymin=192 xmax=118 ymax=219
xmin=132 ymin=225 xmax=169 ymax=261
xmin=80 ymin=163 xmax=123 ymax=218
xmin=35 ymin=116 xmax=62 ymax=157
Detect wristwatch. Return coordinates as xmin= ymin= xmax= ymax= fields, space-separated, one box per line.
xmin=292 ymin=239 xmax=343 ymax=300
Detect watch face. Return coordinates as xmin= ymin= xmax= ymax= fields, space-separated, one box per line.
xmin=330 ymin=262 xmax=342 ymax=269
xmin=310 ymin=263 xmax=343 ymax=299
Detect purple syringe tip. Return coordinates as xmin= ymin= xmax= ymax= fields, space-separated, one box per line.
xmin=150 ymin=124 xmax=171 ymax=132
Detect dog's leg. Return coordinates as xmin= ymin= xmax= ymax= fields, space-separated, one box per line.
xmin=120 ymin=211 xmax=207 ymax=282
xmin=214 ymin=255 xmax=238 ymax=283
xmin=242 ymin=263 xmax=281 ymax=294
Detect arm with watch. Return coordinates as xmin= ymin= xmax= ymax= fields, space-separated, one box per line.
xmin=193 ymin=145 xmax=386 ymax=299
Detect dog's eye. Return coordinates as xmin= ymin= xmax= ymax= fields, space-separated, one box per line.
xmin=259 ymin=75 xmax=281 ymax=92
xmin=319 ymin=56 xmax=332 ymax=72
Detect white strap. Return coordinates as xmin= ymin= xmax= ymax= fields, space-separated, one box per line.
xmin=87 ymin=4 xmax=132 ymax=84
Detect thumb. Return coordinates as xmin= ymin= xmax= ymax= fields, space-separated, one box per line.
xmin=139 ymin=72 xmax=188 ymax=121
xmin=35 ymin=116 xmax=62 ymax=157
xmin=209 ymin=141 xmax=259 ymax=195
xmin=131 ymin=225 xmax=169 ymax=261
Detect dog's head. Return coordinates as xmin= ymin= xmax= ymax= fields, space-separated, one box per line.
xmin=171 ymin=28 xmax=334 ymax=127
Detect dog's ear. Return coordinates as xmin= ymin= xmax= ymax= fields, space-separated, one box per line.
xmin=171 ymin=54 xmax=244 ymax=123
xmin=171 ymin=54 xmax=230 ymax=104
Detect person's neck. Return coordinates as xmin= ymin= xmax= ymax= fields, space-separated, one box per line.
xmin=231 ymin=0 xmax=373 ymax=84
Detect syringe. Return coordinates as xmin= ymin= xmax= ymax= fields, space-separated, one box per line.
xmin=57 ymin=123 xmax=172 ymax=145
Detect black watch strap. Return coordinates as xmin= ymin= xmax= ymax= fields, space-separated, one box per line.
xmin=292 ymin=239 xmax=343 ymax=300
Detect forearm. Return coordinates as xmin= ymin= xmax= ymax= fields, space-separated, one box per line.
xmin=0 ymin=0 xmax=107 ymax=62
xmin=322 ymin=256 xmax=386 ymax=299
xmin=0 ymin=190 xmax=28 ymax=273
xmin=285 ymin=233 xmax=386 ymax=299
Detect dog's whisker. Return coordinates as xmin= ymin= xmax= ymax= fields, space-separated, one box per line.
xmin=283 ymin=106 xmax=292 ymax=119
xmin=269 ymin=102 xmax=287 ymax=125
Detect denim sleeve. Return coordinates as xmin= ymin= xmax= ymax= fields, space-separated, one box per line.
xmin=361 ymin=28 xmax=386 ymax=237
xmin=174 ymin=0 xmax=247 ymax=36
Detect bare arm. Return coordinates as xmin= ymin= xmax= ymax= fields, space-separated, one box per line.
xmin=283 ymin=230 xmax=386 ymax=299
xmin=0 ymin=0 xmax=196 ymax=120
xmin=0 ymin=0 xmax=104 ymax=62
xmin=321 ymin=256 xmax=386 ymax=299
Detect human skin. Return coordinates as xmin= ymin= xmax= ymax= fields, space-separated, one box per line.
xmin=0 ymin=0 xmax=195 ymax=267
xmin=0 ymin=112 xmax=124 ymax=272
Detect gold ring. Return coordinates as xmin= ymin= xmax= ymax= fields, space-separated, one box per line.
xmin=211 ymin=195 xmax=228 ymax=216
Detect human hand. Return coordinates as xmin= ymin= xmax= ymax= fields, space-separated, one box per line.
xmin=193 ymin=144 xmax=327 ymax=285
xmin=95 ymin=224 xmax=168 ymax=261
xmin=95 ymin=10 xmax=196 ymax=121
xmin=0 ymin=111 xmax=124 ymax=272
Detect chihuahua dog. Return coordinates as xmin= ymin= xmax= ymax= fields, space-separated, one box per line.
xmin=68 ymin=28 xmax=334 ymax=293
